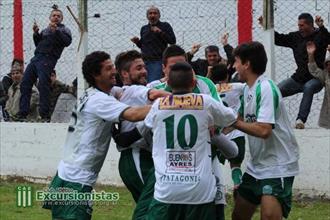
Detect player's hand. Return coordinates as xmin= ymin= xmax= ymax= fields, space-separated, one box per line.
xmin=130 ymin=36 xmax=140 ymax=44
xmin=258 ymin=16 xmax=263 ymax=26
xmin=33 ymin=22 xmax=39 ymax=33
xmin=306 ymin=41 xmax=316 ymax=55
xmin=151 ymin=26 xmax=162 ymax=33
xmin=190 ymin=43 xmax=201 ymax=55
xmin=315 ymin=16 xmax=324 ymax=27
xmin=220 ymin=33 xmax=229 ymax=46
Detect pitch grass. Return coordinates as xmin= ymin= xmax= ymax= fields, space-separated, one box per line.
xmin=0 ymin=179 xmax=329 ymax=220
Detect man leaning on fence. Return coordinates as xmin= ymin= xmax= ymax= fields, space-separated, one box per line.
xmin=131 ymin=6 xmax=176 ymax=83
xmin=16 ymin=5 xmax=72 ymax=122
xmin=272 ymin=13 xmax=330 ymax=129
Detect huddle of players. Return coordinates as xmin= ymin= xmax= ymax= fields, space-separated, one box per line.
xmin=44 ymin=42 xmax=299 ymax=220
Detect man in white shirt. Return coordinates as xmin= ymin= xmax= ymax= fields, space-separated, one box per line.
xmin=43 ymin=51 xmax=151 ymax=220
xmin=231 ymin=42 xmax=299 ymax=220
xmin=145 ymin=62 xmax=237 ymax=220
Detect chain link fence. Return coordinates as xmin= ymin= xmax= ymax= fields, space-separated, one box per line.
xmin=1 ymin=0 xmax=329 ymax=127
xmin=0 ymin=0 xmax=79 ymax=85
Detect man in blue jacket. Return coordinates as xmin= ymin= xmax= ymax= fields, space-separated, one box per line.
xmin=131 ymin=6 xmax=176 ymax=83
xmin=17 ymin=6 xmax=72 ymax=122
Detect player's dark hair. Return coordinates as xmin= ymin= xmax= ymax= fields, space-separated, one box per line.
xmin=298 ymin=13 xmax=313 ymax=25
xmin=205 ymin=45 xmax=220 ymax=57
xmin=168 ymin=62 xmax=194 ymax=90
xmin=115 ymin=50 xmax=142 ymax=73
xmin=82 ymin=51 xmax=110 ymax=87
xmin=233 ymin=41 xmax=267 ymax=76
xmin=162 ymin=45 xmax=186 ymax=66
xmin=210 ymin=64 xmax=228 ymax=83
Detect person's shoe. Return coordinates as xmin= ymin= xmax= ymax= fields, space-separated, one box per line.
xmin=295 ymin=119 xmax=305 ymax=129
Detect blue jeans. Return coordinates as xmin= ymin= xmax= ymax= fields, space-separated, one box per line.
xmin=278 ymin=77 xmax=323 ymax=123
xmin=145 ymin=61 xmax=162 ymax=83
xmin=19 ymin=55 xmax=56 ymax=118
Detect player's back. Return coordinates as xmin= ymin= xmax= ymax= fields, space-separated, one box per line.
xmin=145 ymin=93 xmax=236 ymax=204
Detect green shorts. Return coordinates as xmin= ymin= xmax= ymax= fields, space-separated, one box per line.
xmin=133 ymin=167 xmax=156 ymax=220
xmin=146 ymin=198 xmax=216 ymax=220
xmin=237 ymin=173 xmax=294 ymax=218
xmin=219 ymin=136 xmax=245 ymax=165
xmin=119 ymin=148 xmax=153 ymax=202
xmin=42 ymin=173 xmax=93 ymax=220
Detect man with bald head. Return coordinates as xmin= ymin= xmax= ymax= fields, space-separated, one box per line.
xmin=131 ymin=6 xmax=176 ymax=83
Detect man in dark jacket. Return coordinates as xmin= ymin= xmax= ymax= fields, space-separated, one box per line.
xmin=18 ymin=6 xmax=72 ymax=121
xmin=275 ymin=13 xmax=330 ymax=129
xmin=131 ymin=6 xmax=176 ymax=83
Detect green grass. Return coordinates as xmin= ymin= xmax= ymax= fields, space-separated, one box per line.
xmin=0 ymin=179 xmax=329 ymax=220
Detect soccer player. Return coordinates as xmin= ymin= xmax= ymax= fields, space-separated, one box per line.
xmin=113 ymin=50 xmax=169 ymax=202
xmin=43 ymin=51 xmax=150 ymax=220
xmin=145 ymin=62 xmax=237 ymax=220
xmin=210 ymin=64 xmax=246 ymax=191
xmin=133 ymin=45 xmax=230 ymax=220
xmin=231 ymin=42 xmax=299 ymax=220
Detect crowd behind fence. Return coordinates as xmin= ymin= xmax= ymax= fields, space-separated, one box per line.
xmin=0 ymin=0 xmax=329 ymax=127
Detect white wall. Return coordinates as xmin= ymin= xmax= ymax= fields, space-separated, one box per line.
xmin=1 ymin=122 xmax=329 ymax=198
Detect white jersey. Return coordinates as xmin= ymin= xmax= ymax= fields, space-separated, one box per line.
xmin=117 ymin=85 xmax=151 ymax=151
xmin=145 ymin=93 xmax=237 ymax=204
xmin=147 ymin=79 xmax=162 ymax=89
xmin=239 ymin=75 xmax=299 ymax=179
xmin=58 ymin=87 xmax=129 ymax=186
xmin=216 ymin=82 xmax=245 ymax=140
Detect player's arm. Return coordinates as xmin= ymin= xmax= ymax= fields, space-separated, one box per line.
xmin=233 ymin=120 xmax=272 ymax=139
xmin=148 ymin=89 xmax=170 ymax=101
xmin=121 ymin=105 xmax=151 ymax=122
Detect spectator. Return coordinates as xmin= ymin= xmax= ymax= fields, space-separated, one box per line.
xmin=5 ymin=66 xmax=39 ymax=121
xmin=307 ymin=42 xmax=330 ymax=129
xmin=0 ymin=81 xmax=7 ymax=120
xmin=273 ymin=13 xmax=330 ymax=129
xmin=187 ymin=33 xmax=235 ymax=78
xmin=18 ymin=5 xmax=72 ymax=122
xmin=131 ymin=6 xmax=176 ymax=83
xmin=48 ymin=70 xmax=76 ymax=117
xmin=2 ymin=59 xmax=24 ymax=94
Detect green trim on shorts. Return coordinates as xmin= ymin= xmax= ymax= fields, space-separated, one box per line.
xmin=42 ymin=173 xmax=93 ymax=220
xmin=237 ymin=173 xmax=294 ymax=218
xmin=119 ymin=148 xmax=153 ymax=203
xmin=146 ymin=198 xmax=216 ymax=220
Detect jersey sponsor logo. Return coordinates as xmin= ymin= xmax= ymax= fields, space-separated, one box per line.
xmin=159 ymin=94 xmax=204 ymax=110
xmin=245 ymin=114 xmax=257 ymax=123
xmin=216 ymin=83 xmax=233 ymax=93
xmin=159 ymin=174 xmax=200 ymax=185
xmin=166 ymin=151 xmax=196 ymax=173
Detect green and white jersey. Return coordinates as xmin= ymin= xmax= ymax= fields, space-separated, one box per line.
xmin=238 ymin=75 xmax=299 ymax=179
xmin=58 ymin=87 xmax=129 ymax=186
xmin=154 ymin=75 xmax=220 ymax=101
xmin=216 ymin=82 xmax=245 ymax=140
xmin=117 ymin=85 xmax=151 ymax=151
xmin=145 ymin=93 xmax=236 ymax=204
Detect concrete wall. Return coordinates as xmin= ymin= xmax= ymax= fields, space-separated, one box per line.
xmin=1 ymin=122 xmax=329 ymax=198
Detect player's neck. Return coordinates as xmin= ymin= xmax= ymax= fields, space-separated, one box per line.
xmin=246 ymin=72 xmax=259 ymax=88
xmin=172 ymin=89 xmax=192 ymax=94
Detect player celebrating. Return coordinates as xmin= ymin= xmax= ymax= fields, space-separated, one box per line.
xmin=144 ymin=62 xmax=237 ymax=220
xmin=113 ymin=50 xmax=169 ymax=202
xmin=43 ymin=51 xmax=150 ymax=220
xmin=231 ymin=42 xmax=299 ymax=220
xmin=210 ymin=64 xmax=246 ymax=191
